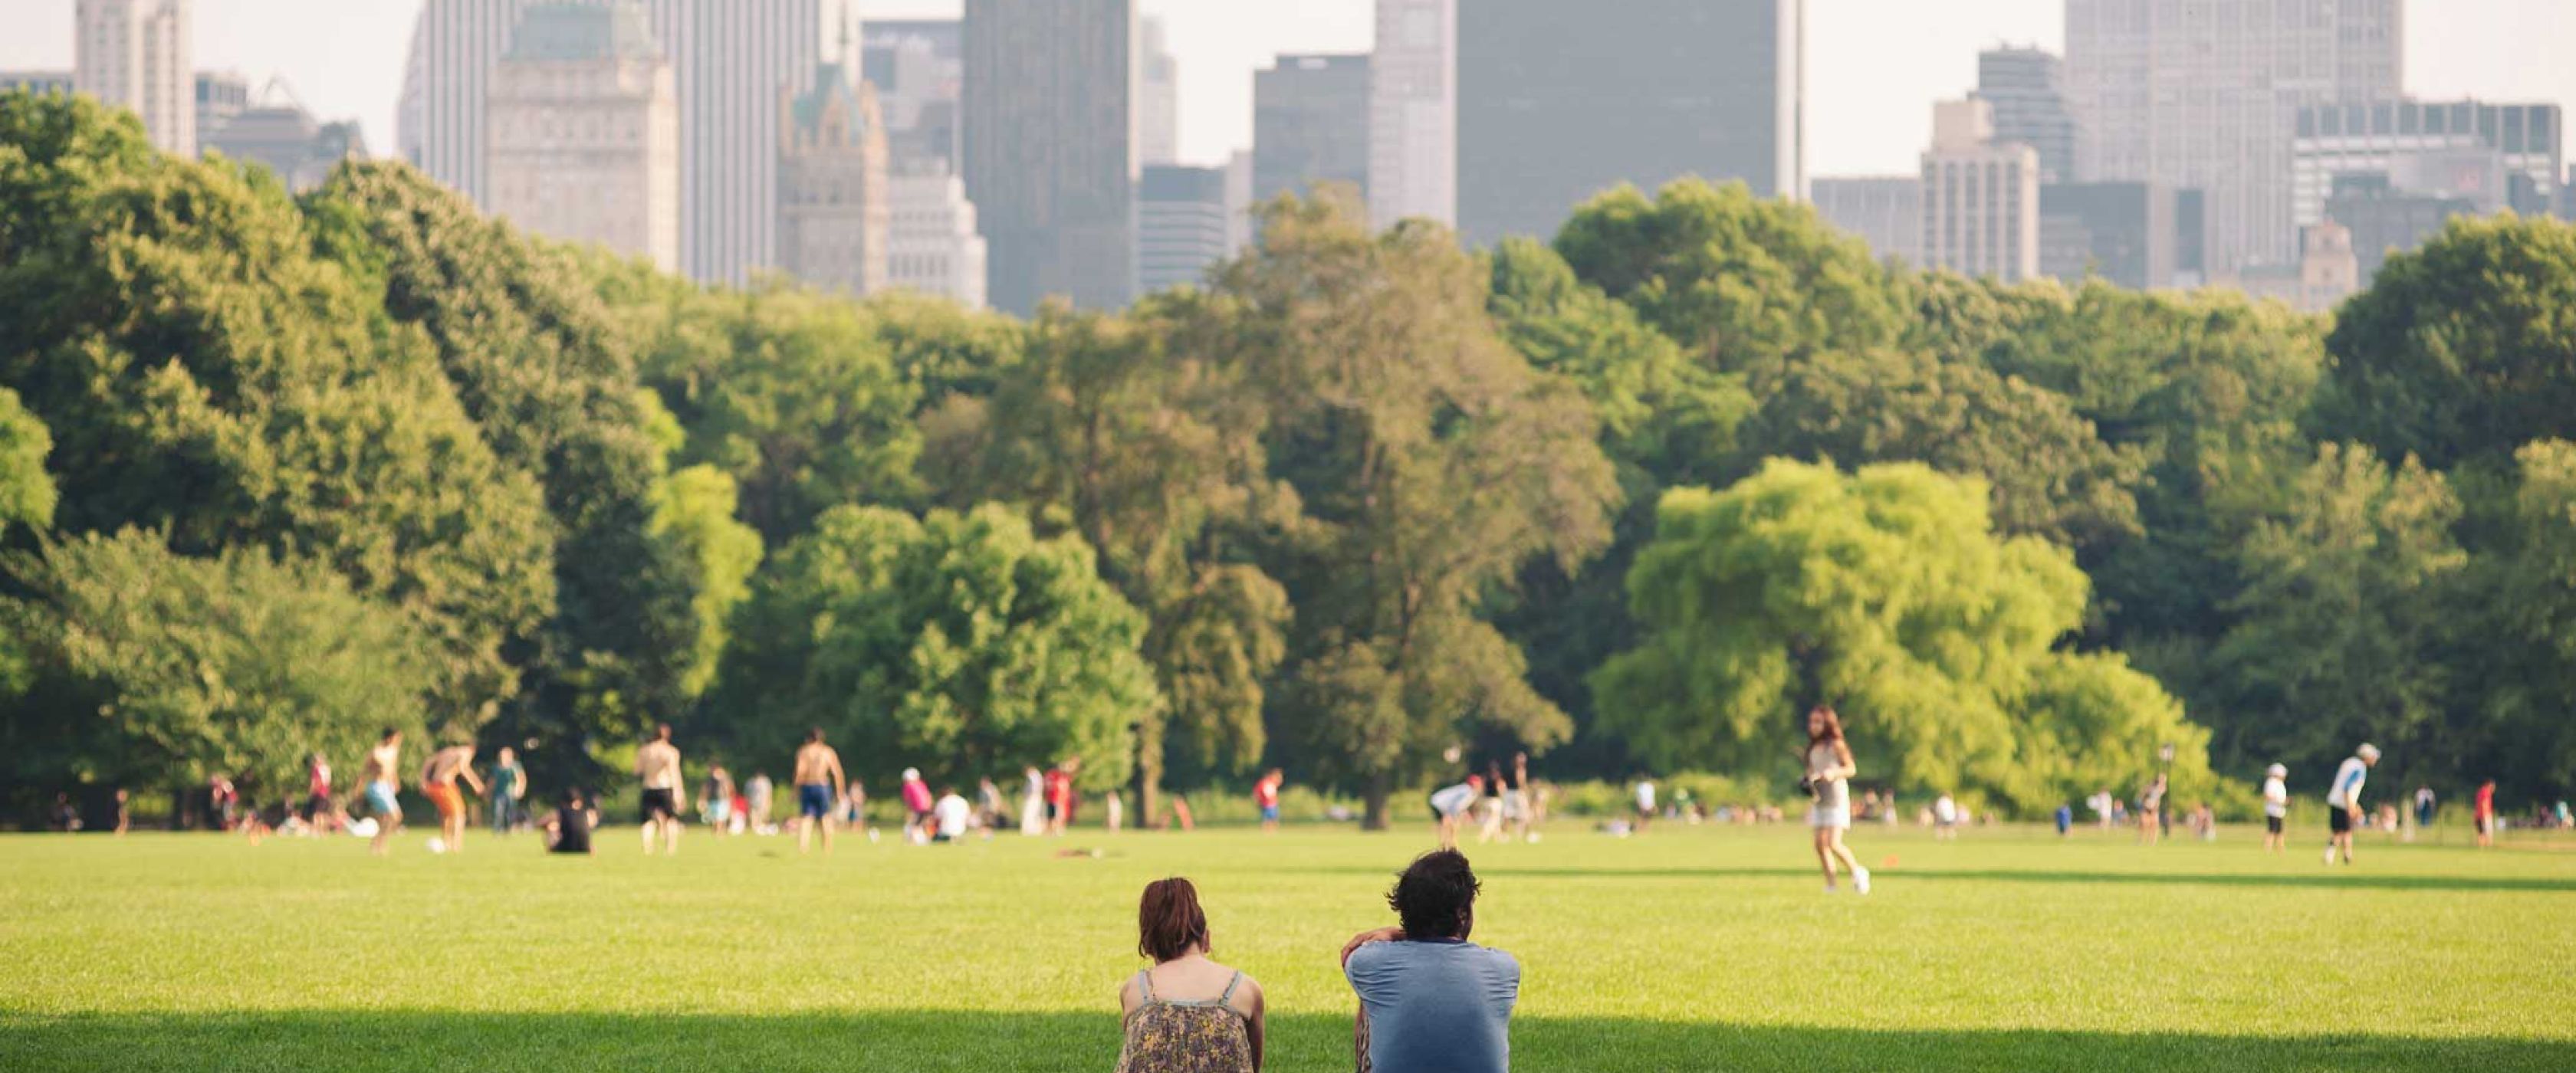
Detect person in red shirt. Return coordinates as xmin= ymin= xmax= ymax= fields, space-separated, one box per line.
xmin=1045 ymin=758 xmax=1080 ymax=835
xmin=2475 ymin=779 xmax=2497 ymax=848
xmin=900 ymin=769 xmax=935 ymax=845
xmin=1254 ymin=769 xmax=1284 ymax=833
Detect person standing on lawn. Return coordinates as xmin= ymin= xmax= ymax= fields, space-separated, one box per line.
xmin=636 ymin=724 xmax=685 ymax=856
xmin=2474 ymin=779 xmax=2497 ymax=848
xmin=1254 ymin=769 xmax=1284 ymax=834
xmin=1806 ymin=706 xmax=1871 ymax=895
xmin=2324 ymin=743 xmax=2380 ymax=865
xmin=794 ymin=728 xmax=847 ymax=855
xmin=488 ymin=747 xmax=525 ymax=835
xmin=420 ymin=742 xmax=485 ymax=854
xmin=2262 ymin=763 xmax=2290 ymax=852
xmin=360 ymin=729 xmax=404 ymax=856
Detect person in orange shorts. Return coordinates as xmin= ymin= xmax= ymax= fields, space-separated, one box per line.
xmin=419 ymin=743 xmax=486 ymax=854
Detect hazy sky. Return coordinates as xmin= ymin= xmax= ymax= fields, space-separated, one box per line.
xmin=5 ymin=1 xmax=2574 ymax=176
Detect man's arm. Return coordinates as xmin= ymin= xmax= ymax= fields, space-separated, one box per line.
xmin=1340 ymin=927 xmax=1403 ymax=967
xmin=462 ymin=766 xmax=486 ymax=796
xmin=829 ymin=752 xmax=846 ymax=799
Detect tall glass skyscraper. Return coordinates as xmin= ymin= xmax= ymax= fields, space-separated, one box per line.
xmin=961 ymin=0 xmax=1135 ymax=315
xmin=1457 ymin=0 xmax=1802 ymax=248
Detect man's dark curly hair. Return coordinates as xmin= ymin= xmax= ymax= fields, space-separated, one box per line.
xmin=1388 ymin=849 xmax=1480 ymax=939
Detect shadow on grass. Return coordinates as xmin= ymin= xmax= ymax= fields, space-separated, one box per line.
xmin=1303 ymin=864 xmax=2576 ymax=894
xmin=2 ymin=1010 xmax=2565 ymax=1072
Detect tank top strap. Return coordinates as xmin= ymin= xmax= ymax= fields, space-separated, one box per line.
xmin=1135 ymin=969 xmax=1155 ymax=1002
xmin=1217 ymin=970 xmax=1244 ymax=1004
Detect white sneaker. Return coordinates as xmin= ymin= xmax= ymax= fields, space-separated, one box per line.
xmin=1855 ymin=868 xmax=1872 ymax=895
xmin=2323 ymin=845 xmax=2337 ymax=865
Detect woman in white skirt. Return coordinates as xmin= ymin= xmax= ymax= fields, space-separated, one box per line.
xmin=1805 ymin=706 xmax=1871 ymax=894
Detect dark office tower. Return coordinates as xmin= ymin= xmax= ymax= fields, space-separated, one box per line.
xmin=1458 ymin=0 xmax=1802 ymax=248
xmin=1254 ymin=54 xmax=1372 ymax=205
xmin=961 ymin=0 xmax=1135 ymax=315
xmin=1976 ymin=47 xmax=2076 ymax=184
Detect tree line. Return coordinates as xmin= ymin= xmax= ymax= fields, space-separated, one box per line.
xmin=5 ymin=93 xmax=2573 ymax=826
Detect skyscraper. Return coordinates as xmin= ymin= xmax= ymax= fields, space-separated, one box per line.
xmin=485 ymin=2 xmax=679 ymax=271
xmin=1138 ymin=165 xmax=1230 ymax=293
xmin=1458 ymin=0 xmax=1803 ymax=248
xmin=1138 ymin=17 xmax=1179 ymax=167
xmin=862 ymin=19 xmax=962 ymax=172
xmin=2292 ymin=100 xmax=2562 ymax=227
xmin=1920 ymin=98 xmax=2039 ymax=283
xmin=961 ymin=0 xmax=1135 ymax=315
xmin=1368 ymin=0 xmax=1455 ymax=229
xmin=401 ymin=0 xmax=843 ymax=284
xmin=778 ymin=61 xmax=890 ymax=296
xmin=75 ymin=0 xmax=194 ymax=156
xmin=1253 ymin=54 xmax=1371 ymax=205
xmin=1809 ymin=176 xmax=1922 ymax=265
xmin=1975 ymin=47 xmax=2076 ymax=184
xmin=888 ymin=168 xmax=987 ymax=310
xmin=2065 ymin=0 xmax=2402 ymax=274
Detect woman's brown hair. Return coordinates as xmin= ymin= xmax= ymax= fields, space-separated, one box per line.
xmin=1809 ymin=705 xmax=1846 ymax=750
xmin=1136 ymin=878 xmax=1211 ymax=962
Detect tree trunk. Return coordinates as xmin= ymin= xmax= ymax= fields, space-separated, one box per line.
xmin=1362 ymin=773 xmax=1391 ymax=831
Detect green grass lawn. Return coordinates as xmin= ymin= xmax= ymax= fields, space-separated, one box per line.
xmin=3 ymin=820 xmax=2572 ymax=1071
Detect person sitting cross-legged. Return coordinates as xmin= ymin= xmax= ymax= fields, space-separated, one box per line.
xmin=1339 ymin=850 xmax=1520 ymax=1073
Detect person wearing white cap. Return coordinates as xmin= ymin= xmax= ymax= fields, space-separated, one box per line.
xmin=2261 ymin=763 xmax=2290 ymax=852
xmin=2324 ymin=743 xmax=2381 ymax=865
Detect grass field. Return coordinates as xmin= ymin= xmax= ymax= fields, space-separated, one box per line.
xmin=4 ymin=821 xmax=2572 ymax=1071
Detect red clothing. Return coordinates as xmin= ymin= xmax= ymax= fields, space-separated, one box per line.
xmin=2475 ymin=783 xmax=2496 ymax=819
xmin=901 ymin=779 xmax=933 ymax=812
xmin=1254 ymin=778 xmax=1280 ymax=809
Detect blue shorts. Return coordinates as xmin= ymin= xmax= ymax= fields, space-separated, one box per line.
xmin=365 ymin=780 xmax=400 ymax=817
xmin=798 ymin=783 xmax=832 ymax=819
xmin=1260 ymin=804 xmax=1280 ymax=822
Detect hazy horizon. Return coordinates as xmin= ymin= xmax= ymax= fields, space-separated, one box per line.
xmin=3 ymin=0 xmax=2572 ymax=182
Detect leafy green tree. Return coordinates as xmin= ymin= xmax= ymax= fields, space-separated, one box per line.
xmin=304 ymin=164 xmax=711 ymax=771
xmin=0 ymin=93 xmax=554 ymax=720
xmin=1552 ymin=178 xmax=1904 ymax=374
xmin=2459 ymin=440 xmax=2576 ymax=797
xmin=1214 ymin=192 xmax=1620 ymax=825
xmin=2 ymin=529 xmax=435 ymax=801
xmin=1593 ymin=459 xmax=2210 ymax=812
xmin=0 ymin=388 xmax=54 ymax=536
xmin=941 ymin=300 xmax=1293 ymax=815
xmin=2207 ymin=444 xmax=2464 ymax=776
xmin=649 ymin=464 xmax=762 ymax=700
xmin=2318 ymin=215 xmax=2576 ymax=471
xmin=713 ymin=504 xmax=1156 ymax=792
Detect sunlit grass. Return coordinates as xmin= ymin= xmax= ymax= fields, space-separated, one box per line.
xmin=3 ymin=821 xmax=2571 ymax=1070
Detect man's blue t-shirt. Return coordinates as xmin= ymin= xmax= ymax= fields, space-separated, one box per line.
xmin=1345 ymin=937 xmax=1520 ymax=1072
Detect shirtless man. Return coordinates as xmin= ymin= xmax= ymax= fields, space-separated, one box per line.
xmin=420 ymin=742 xmax=487 ymax=854
xmin=793 ymin=727 xmax=848 ymax=855
xmin=360 ymin=728 xmax=404 ymax=855
xmin=636 ymin=724 xmax=685 ymax=855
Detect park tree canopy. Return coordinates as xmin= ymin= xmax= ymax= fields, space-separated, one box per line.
xmin=1593 ymin=459 xmax=2212 ymax=811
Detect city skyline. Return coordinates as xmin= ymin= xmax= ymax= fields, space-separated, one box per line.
xmin=12 ymin=1 xmax=2576 ymax=185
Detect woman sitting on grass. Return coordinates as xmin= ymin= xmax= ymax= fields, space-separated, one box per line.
xmin=1115 ymin=878 xmax=1264 ymax=1073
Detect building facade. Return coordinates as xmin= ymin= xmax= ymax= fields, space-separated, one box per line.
xmin=1459 ymin=0 xmax=1802 ymax=248
xmin=1809 ymin=176 xmax=1921 ymax=265
xmin=402 ymin=0 xmax=840 ymax=284
xmin=2065 ymin=0 xmax=2401 ymax=275
xmin=2325 ymin=173 xmax=2475 ymax=286
xmin=1368 ymin=0 xmax=1456 ymax=229
xmin=485 ymin=2 xmax=680 ymax=271
xmin=1921 ymin=98 xmax=2039 ymax=283
xmin=863 ymin=19 xmax=962 ymax=172
xmin=2227 ymin=219 xmax=2358 ymax=313
xmin=76 ymin=0 xmax=193 ymax=156
xmin=2292 ymin=100 xmax=2562 ymax=227
xmin=1976 ymin=47 xmax=2076 ymax=184
xmin=2038 ymin=181 xmax=2177 ymax=290
xmin=778 ymin=63 xmax=890 ymax=296
xmin=198 ymin=78 xmax=370 ymax=193
xmin=1254 ymin=54 xmax=1371 ymax=205
xmin=888 ymin=168 xmax=987 ymax=310
xmin=1138 ymin=165 xmax=1230 ymax=293
xmin=961 ymin=0 xmax=1135 ymax=315
xmin=1 ymin=71 xmax=77 ymax=97
xmin=1138 ymin=17 xmax=1179 ymax=167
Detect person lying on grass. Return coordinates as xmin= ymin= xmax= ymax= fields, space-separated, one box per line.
xmin=1340 ymin=850 xmax=1520 ymax=1073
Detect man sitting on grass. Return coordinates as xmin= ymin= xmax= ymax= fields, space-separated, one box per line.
xmin=1339 ymin=850 xmax=1520 ymax=1073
